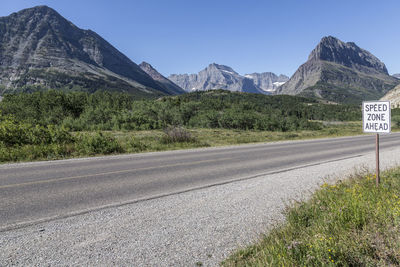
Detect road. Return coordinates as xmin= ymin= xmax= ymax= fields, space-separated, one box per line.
xmin=1 ymin=133 xmax=400 ymax=231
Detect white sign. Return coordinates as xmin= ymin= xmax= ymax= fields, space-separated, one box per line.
xmin=363 ymin=101 xmax=391 ymax=134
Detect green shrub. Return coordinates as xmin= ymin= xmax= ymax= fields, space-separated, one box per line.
xmin=0 ymin=116 xmax=31 ymax=146
xmin=0 ymin=90 xmax=363 ymax=132
xmin=126 ymin=136 xmax=148 ymax=152
xmin=76 ymin=132 xmax=123 ymax=155
xmin=392 ymin=115 xmax=400 ymax=127
xmin=0 ymin=143 xmax=73 ymax=162
xmin=47 ymin=125 xmax=75 ymax=144
xmin=0 ymin=116 xmax=74 ymax=146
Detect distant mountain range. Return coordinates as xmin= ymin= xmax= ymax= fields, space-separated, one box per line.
xmin=168 ymin=63 xmax=288 ymax=94
xmin=0 ymin=5 xmax=180 ymax=98
xmin=0 ymin=6 xmax=399 ymax=104
xmin=277 ymin=36 xmax=399 ymax=104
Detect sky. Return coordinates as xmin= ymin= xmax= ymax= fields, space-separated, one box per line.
xmin=1 ymin=0 xmax=400 ymax=77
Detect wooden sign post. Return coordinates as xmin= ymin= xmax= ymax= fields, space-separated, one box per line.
xmin=362 ymin=101 xmax=391 ymax=186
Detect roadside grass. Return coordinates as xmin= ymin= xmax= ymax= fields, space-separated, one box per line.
xmin=222 ymin=167 xmax=400 ymax=266
xmin=0 ymin=121 xmax=397 ymax=163
xmin=114 ymin=121 xmax=364 ymax=150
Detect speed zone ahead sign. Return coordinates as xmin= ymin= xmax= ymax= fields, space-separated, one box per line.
xmin=363 ymin=101 xmax=391 ymax=134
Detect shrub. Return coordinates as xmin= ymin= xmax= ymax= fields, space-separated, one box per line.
xmin=0 ymin=143 xmax=73 ymax=162
xmin=0 ymin=116 xmax=74 ymax=146
xmin=160 ymin=126 xmax=197 ymax=144
xmin=76 ymin=132 xmax=123 ymax=155
xmin=126 ymin=136 xmax=148 ymax=152
xmin=392 ymin=115 xmax=400 ymax=127
xmin=47 ymin=125 xmax=75 ymax=144
xmin=0 ymin=116 xmax=31 ymax=146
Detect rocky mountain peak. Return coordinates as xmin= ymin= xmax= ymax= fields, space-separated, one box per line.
xmin=308 ymin=36 xmax=388 ymax=75
xmin=277 ymin=36 xmax=398 ymax=103
xmin=139 ymin=62 xmax=163 ymax=80
xmin=139 ymin=62 xmax=185 ymax=94
xmin=12 ymin=5 xmax=58 ymax=17
xmin=0 ymin=5 xmax=175 ymax=96
xmin=6 ymin=5 xmax=74 ymax=32
xmin=206 ymin=63 xmax=238 ymax=74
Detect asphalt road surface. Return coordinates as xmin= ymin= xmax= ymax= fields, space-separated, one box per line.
xmin=1 ymin=133 xmax=400 ymax=231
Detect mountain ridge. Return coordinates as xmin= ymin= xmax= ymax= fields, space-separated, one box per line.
xmin=0 ymin=5 xmax=174 ymax=97
xmin=169 ymin=63 xmax=287 ymax=94
xmin=277 ymin=36 xmax=398 ymax=103
xmin=139 ymin=62 xmax=185 ymax=95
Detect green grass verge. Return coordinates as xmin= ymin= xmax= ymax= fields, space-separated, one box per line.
xmin=222 ymin=168 xmax=400 ymax=266
xmin=112 ymin=121 xmax=362 ymax=150
xmin=0 ymin=121 xmax=398 ymax=164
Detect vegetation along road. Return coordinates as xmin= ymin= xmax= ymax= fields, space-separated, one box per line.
xmin=1 ymin=133 xmax=400 ymax=231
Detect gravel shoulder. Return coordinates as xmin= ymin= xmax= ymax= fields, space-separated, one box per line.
xmin=1 ymin=146 xmax=399 ymax=266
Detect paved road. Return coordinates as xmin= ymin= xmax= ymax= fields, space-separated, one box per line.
xmin=1 ymin=133 xmax=400 ymax=231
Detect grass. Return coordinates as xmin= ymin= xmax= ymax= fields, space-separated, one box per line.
xmin=222 ymin=168 xmax=400 ymax=266
xmin=114 ymin=121 xmax=364 ymax=151
xmin=0 ymin=121 xmax=398 ymax=163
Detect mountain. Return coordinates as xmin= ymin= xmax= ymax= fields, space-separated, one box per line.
xmin=381 ymin=83 xmax=400 ymax=108
xmin=0 ymin=6 xmax=174 ymax=97
xmin=393 ymin=74 xmax=400 ymax=79
xmin=168 ymin=63 xmax=266 ymax=94
xmin=277 ymin=36 xmax=399 ymax=104
xmin=139 ymin=62 xmax=185 ymax=95
xmin=245 ymin=72 xmax=289 ymax=93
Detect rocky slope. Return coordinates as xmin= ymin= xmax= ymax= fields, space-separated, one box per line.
xmin=381 ymin=83 xmax=400 ymax=108
xmin=277 ymin=36 xmax=399 ymax=104
xmin=393 ymin=74 xmax=400 ymax=79
xmin=245 ymin=72 xmax=288 ymax=93
xmin=169 ymin=63 xmax=276 ymax=94
xmin=0 ymin=6 xmax=174 ymax=97
xmin=139 ymin=62 xmax=185 ymax=95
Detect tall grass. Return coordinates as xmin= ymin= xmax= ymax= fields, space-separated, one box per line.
xmin=223 ymin=168 xmax=400 ymax=266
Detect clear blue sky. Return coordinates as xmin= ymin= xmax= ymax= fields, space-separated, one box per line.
xmin=1 ymin=0 xmax=400 ymax=77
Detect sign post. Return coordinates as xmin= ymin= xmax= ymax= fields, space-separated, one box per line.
xmin=362 ymin=101 xmax=391 ymax=186
xmin=376 ymin=133 xmax=379 ymax=185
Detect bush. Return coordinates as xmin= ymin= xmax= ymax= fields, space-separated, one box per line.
xmin=126 ymin=136 xmax=148 ymax=152
xmin=160 ymin=126 xmax=197 ymax=144
xmin=0 ymin=115 xmax=75 ymax=162
xmin=75 ymin=132 xmax=123 ymax=155
xmin=47 ymin=125 xmax=75 ymax=144
xmin=0 ymin=116 xmax=31 ymax=146
xmin=0 ymin=143 xmax=74 ymax=162
xmin=0 ymin=116 xmax=73 ymax=146
xmin=0 ymin=90 xmax=362 ymax=132
xmin=392 ymin=115 xmax=400 ymax=127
